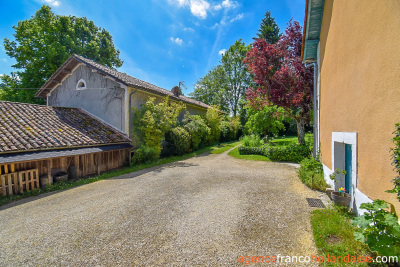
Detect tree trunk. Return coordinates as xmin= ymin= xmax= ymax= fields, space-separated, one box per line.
xmin=296 ymin=116 xmax=306 ymax=145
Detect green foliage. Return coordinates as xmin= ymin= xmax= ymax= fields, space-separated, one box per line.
xmin=388 ymin=122 xmax=400 ymax=200
xmin=254 ymin=10 xmax=280 ymax=44
xmin=298 ymin=157 xmax=327 ymax=191
xmin=353 ymin=200 xmax=400 ymax=256
xmin=245 ymin=104 xmax=286 ymax=137
xmin=132 ymin=96 xmax=186 ymax=158
xmin=165 ymin=126 xmax=191 ymax=156
xmin=182 ymin=113 xmax=210 ymax=150
xmin=220 ymin=116 xmax=240 ymax=142
xmin=131 ymin=145 xmax=159 ymax=164
xmin=190 ymin=65 xmax=230 ymax=113
xmin=238 ymin=146 xmax=265 ymax=156
xmin=266 ymin=144 xmax=311 ymax=163
xmin=191 ymin=39 xmax=252 ymax=117
xmin=240 ymin=134 xmax=263 ymax=147
xmin=204 ymin=106 xmax=222 ymax=144
xmin=1 ymin=5 xmax=122 ymax=104
xmin=311 ymin=207 xmax=372 ymax=266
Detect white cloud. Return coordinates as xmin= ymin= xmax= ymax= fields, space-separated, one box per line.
xmin=229 ymin=13 xmax=243 ymax=23
xmin=43 ymin=0 xmax=60 ymax=7
xmin=218 ymin=49 xmax=226 ymax=55
xmin=183 ymin=27 xmax=195 ymax=32
xmin=213 ymin=4 xmax=222 ymax=10
xmin=190 ymin=0 xmax=210 ymax=19
xmin=210 ymin=22 xmax=219 ymax=29
xmin=222 ymin=0 xmax=238 ymax=9
xmin=168 ymin=0 xmax=211 ymax=19
xmin=170 ymin=37 xmax=183 ymax=45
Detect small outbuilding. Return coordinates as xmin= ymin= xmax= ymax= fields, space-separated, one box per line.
xmin=0 ymin=101 xmax=132 ymax=196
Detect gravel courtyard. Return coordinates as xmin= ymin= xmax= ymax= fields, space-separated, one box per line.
xmin=0 ymin=148 xmax=320 ymax=266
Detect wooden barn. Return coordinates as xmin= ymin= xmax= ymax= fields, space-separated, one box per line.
xmin=0 ymin=101 xmax=132 ymax=196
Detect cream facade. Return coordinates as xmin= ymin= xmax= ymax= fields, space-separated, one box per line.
xmin=303 ymin=0 xmax=400 ymax=214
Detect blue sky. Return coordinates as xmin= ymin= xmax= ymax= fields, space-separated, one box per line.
xmin=0 ymin=0 xmax=305 ymax=94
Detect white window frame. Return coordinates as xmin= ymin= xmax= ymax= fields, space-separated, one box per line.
xmin=76 ymin=79 xmax=87 ymax=90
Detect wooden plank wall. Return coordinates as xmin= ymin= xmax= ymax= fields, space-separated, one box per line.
xmin=0 ymin=148 xmax=131 ymax=196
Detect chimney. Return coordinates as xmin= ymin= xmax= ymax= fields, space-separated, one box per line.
xmin=171 ymin=86 xmax=180 ymax=96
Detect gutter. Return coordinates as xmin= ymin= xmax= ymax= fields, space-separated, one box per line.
xmin=305 ymin=61 xmax=318 ymax=159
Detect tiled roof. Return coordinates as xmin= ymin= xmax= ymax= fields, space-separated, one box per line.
xmin=35 ymin=54 xmax=210 ymax=109
xmin=0 ymin=101 xmax=131 ymax=153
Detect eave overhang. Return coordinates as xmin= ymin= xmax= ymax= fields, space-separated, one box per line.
xmin=301 ymin=0 xmax=325 ymax=63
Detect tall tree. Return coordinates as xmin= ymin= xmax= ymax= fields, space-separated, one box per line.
xmin=190 ymin=65 xmax=229 ymax=113
xmin=244 ymin=20 xmax=313 ymax=144
xmin=1 ymin=5 xmax=123 ymax=104
xmin=191 ymin=39 xmax=252 ymax=116
xmin=254 ymin=10 xmax=280 ymax=44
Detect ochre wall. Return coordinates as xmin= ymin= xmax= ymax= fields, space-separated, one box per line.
xmin=319 ymin=0 xmax=400 ymax=209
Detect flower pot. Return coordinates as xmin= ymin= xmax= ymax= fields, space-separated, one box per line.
xmin=331 ymin=191 xmax=351 ymax=207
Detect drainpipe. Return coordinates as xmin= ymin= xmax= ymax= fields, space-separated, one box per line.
xmin=306 ymin=62 xmax=318 ymax=159
xmin=128 ymin=88 xmax=138 ymax=137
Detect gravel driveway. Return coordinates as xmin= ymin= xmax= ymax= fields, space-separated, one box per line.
xmin=0 ymin=147 xmax=320 ymax=266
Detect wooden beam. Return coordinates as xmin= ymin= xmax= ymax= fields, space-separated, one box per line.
xmin=10 ymin=164 xmax=15 ymax=173
xmin=97 ymin=153 xmax=101 ymax=175
xmin=61 ymin=69 xmax=72 ymax=74
xmin=75 ymin=156 xmax=80 ymax=178
xmin=48 ymin=159 xmax=53 ymax=185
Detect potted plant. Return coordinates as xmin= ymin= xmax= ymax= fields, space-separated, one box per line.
xmin=330 ymin=169 xmax=351 ymax=206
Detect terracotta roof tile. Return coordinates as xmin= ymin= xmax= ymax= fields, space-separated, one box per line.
xmin=0 ymin=101 xmax=131 ymax=153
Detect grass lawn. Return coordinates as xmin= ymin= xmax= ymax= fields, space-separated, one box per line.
xmin=210 ymin=141 xmax=241 ymax=154
xmin=228 ymin=134 xmax=313 ymax=161
xmin=0 ymin=142 xmax=229 ymax=207
xmin=228 ymin=146 xmax=271 ymax=161
xmin=310 ymin=207 xmax=374 ymax=266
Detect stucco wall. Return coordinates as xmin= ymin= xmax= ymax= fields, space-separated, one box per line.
xmin=319 ymin=0 xmax=400 ymax=209
xmin=48 ymin=65 xmax=126 ymax=133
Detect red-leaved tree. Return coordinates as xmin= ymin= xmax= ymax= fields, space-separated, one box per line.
xmin=244 ymin=20 xmax=313 ymax=144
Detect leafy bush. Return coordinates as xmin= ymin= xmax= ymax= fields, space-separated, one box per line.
xmin=353 ymin=200 xmax=400 ymax=256
xmin=132 ymin=145 xmax=159 ymax=164
xmin=265 ymin=144 xmax=311 ymax=163
xmin=204 ymin=106 xmax=222 ymax=144
xmin=245 ymin=104 xmax=286 ymax=137
xmin=238 ymin=146 xmax=265 ymax=156
xmin=298 ymin=157 xmax=327 ymax=191
xmin=132 ymin=96 xmax=186 ymax=158
xmin=241 ymin=134 xmax=263 ymax=147
xmin=165 ymin=127 xmax=191 ymax=155
xmin=220 ymin=117 xmax=240 ymax=142
xmin=183 ymin=113 xmax=211 ymax=149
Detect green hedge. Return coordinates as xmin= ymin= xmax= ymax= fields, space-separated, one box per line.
xmin=238 ymin=144 xmax=311 ymax=163
xmin=266 ymin=144 xmax=311 ymax=163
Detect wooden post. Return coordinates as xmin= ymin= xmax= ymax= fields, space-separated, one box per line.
xmin=10 ymin=164 xmax=15 ymax=173
xmin=75 ymin=156 xmax=80 ymax=178
xmin=1 ymin=175 xmax=5 ymax=196
xmin=48 ymin=159 xmax=53 ymax=185
xmin=97 ymin=153 xmax=101 ymax=175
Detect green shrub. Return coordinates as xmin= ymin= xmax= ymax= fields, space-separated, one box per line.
xmin=220 ymin=120 xmax=234 ymax=142
xmin=132 ymin=145 xmax=159 ymax=164
xmin=353 ymin=200 xmax=400 ymax=256
xmin=132 ymin=96 xmax=186 ymax=158
xmin=165 ymin=127 xmax=191 ymax=155
xmin=183 ymin=113 xmax=211 ymax=149
xmin=265 ymin=144 xmax=311 ymax=163
xmin=298 ymin=157 xmax=327 ymax=191
xmin=204 ymin=106 xmax=222 ymax=144
xmin=240 ymin=134 xmax=263 ymax=147
xmin=238 ymin=146 xmax=265 ymax=156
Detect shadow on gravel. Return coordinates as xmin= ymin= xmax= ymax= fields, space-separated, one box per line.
xmin=112 ymin=161 xmax=200 ymax=180
xmin=0 ymin=191 xmax=61 ymax=212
